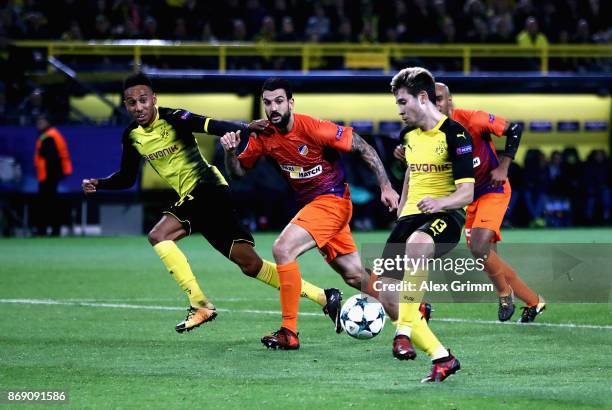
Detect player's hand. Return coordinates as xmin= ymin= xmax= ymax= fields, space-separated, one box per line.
xmin=247 ymin=119 xmax=269 ymax=132
xmin=490 ymin=166 xmax=508 ymax=188
xmin=220 ymin=130 xmax=241 ymax=153
xmin=393 ymin=144 xmax=405 ymax=161
xmin=417 ymin=196 xmax=443 ymax=214
xmin=82 ymin=178 xmax=98 ymax=194
xmin=381 ymin=184 xmax=400 ymax=211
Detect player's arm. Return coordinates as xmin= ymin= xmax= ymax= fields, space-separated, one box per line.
xmin=490 ymin=122 xmax=522 ymax=188
xmin=167 ymin=109 xmax=268 ymax=136
xmin=418 ymin=182 xmax=473 ymax=213
xmin=219 ymin=130 xmax=247 ymax=178
xmin=221 ymin=129 xmax=266 ymax=179
xmin=397 ymin=166 xmax=410 ymax=218
xmin=351 ymin=132 xmax=399 ymax=210
xmin=82 ymin=134 xmax=141 ymax=193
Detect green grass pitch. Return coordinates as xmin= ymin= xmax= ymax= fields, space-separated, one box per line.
xmin=1 ymin=229 xmax=611 ymax=409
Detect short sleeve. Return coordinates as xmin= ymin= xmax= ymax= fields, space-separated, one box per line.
xmin=474 ymin=110 xmax=508 ymax=137
xmin=445 ymin=121 xmax=475 ymax=185
xmin=308 ymin=118 xmax=353 ymax=153
xmin=237 ymin=133 xmax=265 ymax=169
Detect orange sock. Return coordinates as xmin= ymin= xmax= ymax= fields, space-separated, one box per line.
xmin=277 ymin=261 xmax=302 ymax=334
xmin=484 ymin=250 xmax=511 ymax=295
xmin=364 ymin=271 xmax=381 ymax=299
xmin=496 ymin=254 xmax=539 ymax=306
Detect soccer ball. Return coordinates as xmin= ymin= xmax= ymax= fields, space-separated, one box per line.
xmin=340 ymin=294 xmax=386 ymax=339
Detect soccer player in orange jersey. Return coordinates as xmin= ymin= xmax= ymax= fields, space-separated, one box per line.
xmin=394 ymin=82 xmax=546 ymax=322
xmin=220 ymin=78 xmax=400 ymax=349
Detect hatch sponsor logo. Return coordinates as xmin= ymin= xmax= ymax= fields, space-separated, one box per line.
xmin=280 ymin=164 xmax=323 ymax=179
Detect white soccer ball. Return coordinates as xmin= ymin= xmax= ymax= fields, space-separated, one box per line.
xmin=340 ymin=294 xmax=386 ymax=339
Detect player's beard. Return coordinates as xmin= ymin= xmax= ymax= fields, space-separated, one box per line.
xmin=269 ymin=109 xmax=291 ymax=130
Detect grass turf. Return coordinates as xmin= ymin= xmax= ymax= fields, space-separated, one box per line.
xmin=0 ymin=229 xmax=611 ymax=409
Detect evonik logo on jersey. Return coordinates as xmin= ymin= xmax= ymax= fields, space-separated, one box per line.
xmin=280 ymin=164 xmax=323 ymax=179
xmin=409 ymin=163 xmax=451 ymax=173
xmin=143 ymin=145 xmax=179 ymax=161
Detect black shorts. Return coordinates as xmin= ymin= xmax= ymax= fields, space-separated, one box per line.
xmin=382 ymin=210 xmax=465 ymax=279
xmin=163 ymin=183 xmax=254 ymax=258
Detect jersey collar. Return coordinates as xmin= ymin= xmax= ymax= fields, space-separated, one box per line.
xmin=423 ymin=115 xmax=447 ymax=135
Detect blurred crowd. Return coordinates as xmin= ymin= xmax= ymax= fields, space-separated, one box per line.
xmin=506 ymin=148 xmax=611 ymax=228
xmin=1 ymin=0 xmax=610 ymax=45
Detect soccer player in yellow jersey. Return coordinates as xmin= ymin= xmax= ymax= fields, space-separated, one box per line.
xmin=82 ymin=73 xmax=342 ymax=333
xmin=379 ymin=67 xmax=475 ymax=382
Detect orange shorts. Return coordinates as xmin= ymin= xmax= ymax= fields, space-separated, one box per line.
xmin=465 ymin=191 xmax=511 ymax=243
xmin=291 ymin=192 xmax=357 ymax=263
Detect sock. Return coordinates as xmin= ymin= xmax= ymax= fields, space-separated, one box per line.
xmin=255 ymin=259 xmax=280 ymax=288
xmin=153 ymin=240 xmax=209 ymax=308
xmin=277 ymin=260 xmax=302 ymax=334
xmin=488 ymin=250 xmax=539 ymax=305
xmin=395 ymin=325 xmax=411 ymax=338
xmin=397 ymin=268 xmax=443 ymax=357
xmin=256 ymin=259 xmax=326 ymax=307
xmin=431 ymin=345 xmax=450 ymax=361
xmin=483 ymin=250 xmax=512 ymax=295
xmin=301 ymin=279 xmax=327 ymax=307
xmin=364 ymin=270 xmax=381 ymax=299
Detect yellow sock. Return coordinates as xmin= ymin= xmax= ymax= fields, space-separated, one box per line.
xmin=153 ymin=240 xmax=210 ymax=308
xmin=411 ymin=309 xmax=444 ymax=357
xmin=256 ymin=259 xmax=326 ymax=307
xmin=301 ymin=278 xmax=326 ymax=307
xmin=396 ymin=268 xmax=443 ymax=357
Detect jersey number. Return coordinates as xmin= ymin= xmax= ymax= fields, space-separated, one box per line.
xmin=430 ymin=219 xmax=447 ymax=236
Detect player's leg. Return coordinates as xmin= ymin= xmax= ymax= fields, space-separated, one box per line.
xmin=261 ymin=194 xmax=354 ymax=348
xmin=406 ymin=231 xmax=460 ymax=382
xmin=149 ymin=214 xmax=217 ymax=333
xmin=394 ymin=231 xmax=441 ymax=358
xmin=396 ymin=214 xmax=462 ymax=382
xmin=228 ymin=242 xmax=330 ymax=308
xmin=469 ymin=227 xmax=515 ymax=321
xmin=470 ymin=193 xmax=543 ymax=321
xmin=328 ymin=252 xmax=400 ymax=322
xmin=260 ymin=223 xmax=317 ymax=350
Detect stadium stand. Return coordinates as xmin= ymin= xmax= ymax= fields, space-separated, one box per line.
xmin=0 ymin=0 xmax=610 ymax=235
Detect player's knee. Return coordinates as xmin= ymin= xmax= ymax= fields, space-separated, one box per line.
xmin=343 ymin=269 xmax=363 ymax=289
xmin=148 ymin=229 xmax=165 ymax=245
xmin=469 ymin=239 xmax=490 ymax=260
xmin=272 ymin=240 xmax=294 ymax=264
xmin=237 ymin=259 xmax=260 ymax=277
xmin=405 ymin=244 xmax=434 ymax=260
xmin=406 ymin=233 xmax=435 ymax=259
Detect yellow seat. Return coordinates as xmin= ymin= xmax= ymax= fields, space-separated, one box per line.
xmin=344 ymin=52 xmax=387 ymax=70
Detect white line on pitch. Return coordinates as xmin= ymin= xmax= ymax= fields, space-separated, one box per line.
xmin=0 ymin=298 xmax=611 ymax=331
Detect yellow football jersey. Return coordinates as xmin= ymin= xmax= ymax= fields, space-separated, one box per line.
xmin=400 ymin=116 xmax=475 ymax=217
